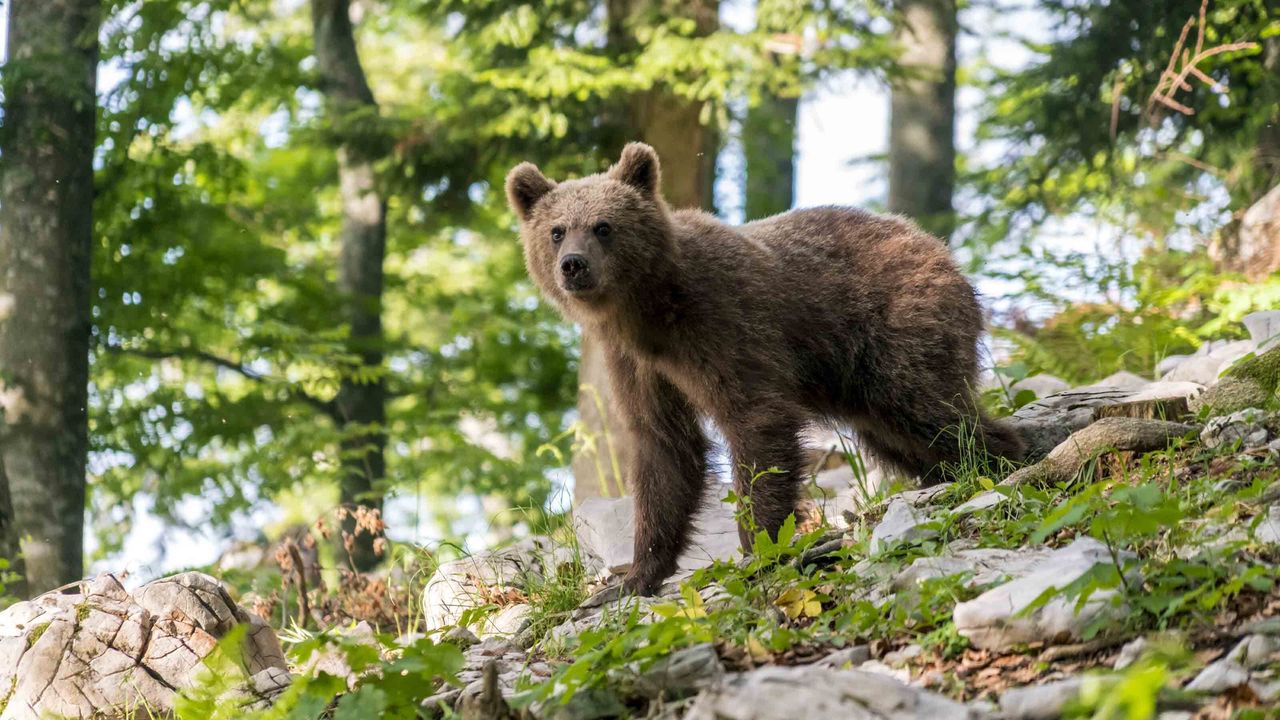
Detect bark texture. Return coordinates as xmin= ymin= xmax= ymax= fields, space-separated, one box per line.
xmin=0 ymin=418 xmax=23 ymax=597
xmin=887 ymin=0 xmax=957 ymax=239
xmin=1002 ymin=418 xmax=1197 ymax=489
xmin=572 ymin=0 xmax=720 ymax=506
xmin=744 ymin=96 xmax=798 ymax=221
xmin=0 ymin=0 xmax=100 ymax=594
xmin=312 ymin=0 xmax=388 ymax=570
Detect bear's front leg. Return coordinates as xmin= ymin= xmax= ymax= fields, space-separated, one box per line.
xmin=605 ymin=352 xmax=708 ymax=596
xmin=722 ymin=405 xmax=806 ymax=551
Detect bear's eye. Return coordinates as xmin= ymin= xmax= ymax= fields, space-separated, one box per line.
xmin=593 ymin=222 xmax=612 ymax=239
xmin=551 ymin=227 xmax=565 ymax=244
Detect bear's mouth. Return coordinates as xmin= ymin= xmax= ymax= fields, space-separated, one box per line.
xmin=560 ymin=275 xmax=599 ymax=296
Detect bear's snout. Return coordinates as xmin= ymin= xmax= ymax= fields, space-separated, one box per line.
xmin=558 ymin=253 xmax=595 ymax=292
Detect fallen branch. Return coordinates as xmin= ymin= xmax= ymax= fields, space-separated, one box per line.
xmin=1038 ymin=636 xmax=1128 ymax=663
xmin=1002 ymin=418 xmax=1198 ymax=488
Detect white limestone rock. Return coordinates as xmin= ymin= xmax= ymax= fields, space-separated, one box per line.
xmin=1200 ymin=408 xmax=1272 ymax=450
xmin=870 ymin=500 xmax=936 ymax=553
xmin=422 ymin=535 xmax=578 ymax=631
xmin=1010 ymin=374 xmax=1071 ymax=400
xmin=1245 ymin=310 xmax=1280 ymax=350
xmin=893 ymin=547 xmax=1054 ymax=591
xmin=0 ymin=572 xmax=289 ymax=720
xmin=1096 ymin=371 xmax=1150 ymax=389
xmin=998 ymin=678 xmax=1085 ymax=720
xmin=1185 ymin=659 xmax=1250 ymax=694
xmin=952 ymin=537 xmax=1133 ymax=651
xmin=683 ymin=666 xmax=980 ymax=720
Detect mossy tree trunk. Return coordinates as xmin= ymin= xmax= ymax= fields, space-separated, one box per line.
xmin=571 ymin=0 xmax=720 ymax=506
xmin=744 ymin=0 xmax=801 ymax=221
xmin=0 ymin=0 xmax=100 ymax=595
xmin=312 ymin=0 xmax=387 ymax=571
xmin=887 ymin=0 xmax=957 ymax=240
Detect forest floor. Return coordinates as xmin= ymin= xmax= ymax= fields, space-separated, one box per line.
xmin=219 ymin=403 xmax=1280 ymax=719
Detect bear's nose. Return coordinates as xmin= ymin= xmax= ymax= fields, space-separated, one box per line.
xmin=560 ymin=254 xmax=589 ymax=278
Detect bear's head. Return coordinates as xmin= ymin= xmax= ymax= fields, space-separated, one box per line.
xmin=505 ymin=143 xmax=673 ymax=319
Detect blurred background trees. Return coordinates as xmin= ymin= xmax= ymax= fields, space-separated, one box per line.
xmin=0 ymin=0 xmax=1275 ymax=591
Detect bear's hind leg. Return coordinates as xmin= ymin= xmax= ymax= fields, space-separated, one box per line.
xmin=854 ymin=391 xmax=1024 ymax=484
xmin=722 ymin=405 xmax=806 ymax=549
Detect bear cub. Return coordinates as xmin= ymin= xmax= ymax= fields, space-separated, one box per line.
xmin=506 ymin=143 xmax=1024 ymax=595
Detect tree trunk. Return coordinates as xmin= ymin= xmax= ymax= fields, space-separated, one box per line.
xmin=572 ymin=0 xmax=719 ymax=506
xmin=0 ymin=417 xmax=26 ymax=598
xmin=312 ymin=0 xmax=387 ymax=571
xmin=0 ymin=0 xmax=99 ymax=595
xmin=887 ymin=0 xmax=957 ymax=240
xmin=744 ymin=94 xmax=797 ymax=220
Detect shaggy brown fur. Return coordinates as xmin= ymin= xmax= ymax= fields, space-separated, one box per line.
xmin=506 ymin=143 xmax=1024 ymax=595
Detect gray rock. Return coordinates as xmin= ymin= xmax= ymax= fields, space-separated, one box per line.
xmin=1126 ymin=381 xmax=1205 ymax=402
xmin=480 ymin=603 xmax=532 ymax=639
xmin=1097 ymin=371 xmax=1150 ymax=389
xmin=575 ymin=496 xmax=636 ymax=575
xmin=885 ymin=483 xmax=953 ymax=507
xmin=953 ymin=489 xmax=1005 ymax=514
xmin=610 ymin=642 xmax=724 ymax=699
xmin=1201 ymin=408 xmax=1272 ymax=449
xmin=1254 ymin=506 xmax=1280 ymax=545
xmin=1011 ymin=374 xmax=1071 ymax=400
xmin=998 ymin=677 xmax=1085 ymax=720
xmin=953 ymin=537 xmax=1133 ymax=651
xmin=813 ymin=464 xmax=891 ymax=522
xmin=1113 ymin=637 xmax=1148 ymax=670
xmin=1157 ymin=355 xmax=1192 ymax=376
xmin=683 ymin=666 xmax=979 ymax=720
xmin=444 ymin=626 xmax=480 ymax=647
xmin=549 ymin=596 xmax=660 ymax=643
xmin=422 ymin=535 xmax=576 ymax=632
xmin=883 ymin=643 xmax=923 ymax=667
xmin=1163 ymin=355 xmax=1229 ymax=385
xmin=531 ymin=688 xmax=626 ymax=720
xmin=1245 ymin=310 xmax=1280 ymax=350
xmin=893 ymin=547 xmax=1053 ymax=591
xmin=1185 ymin=658 xmax=1250 ymax=693
xmin=1243 ymin=616 xmax=1280 ymax=636
xmin=1252 ymin=679 xmax=1280 ymax=702
xmin=813 ymin=645 xmax=872 ymax=669
xmin=870 ymin=499 xmax=936 ymax=552
xmin=1226 ymin=634 xmax=1278 ymax=668
xmin=296 ymin=621 xmax=378 ymax=688
xmin=0 ymin=572 xmax=288 ymax=720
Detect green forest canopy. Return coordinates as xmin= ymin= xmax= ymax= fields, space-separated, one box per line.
xmin=2 ymin=0 xmax=1278 ymax=574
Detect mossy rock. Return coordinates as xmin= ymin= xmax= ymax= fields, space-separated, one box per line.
xmin=1191 ymin=344 xmax=1280 ymax=417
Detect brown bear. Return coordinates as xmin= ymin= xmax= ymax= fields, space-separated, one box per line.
xmin=506 ymin=143 xmax=1024 ymax=595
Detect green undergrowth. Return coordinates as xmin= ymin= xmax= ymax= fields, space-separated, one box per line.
xmin=521 ymin=433 xmax=1280 ymax=710
xmin=165 ymin=426 xmax=1280 ymax=717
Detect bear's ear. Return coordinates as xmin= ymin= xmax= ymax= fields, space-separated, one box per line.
xmin=505 ymin=162 xmax=556 ymax=221
xmin=609 ymin=142 xmax=660 ymax=198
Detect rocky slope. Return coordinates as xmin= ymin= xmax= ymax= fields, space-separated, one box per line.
xmin=2 ymin=310 xmax=1278 ymax=719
